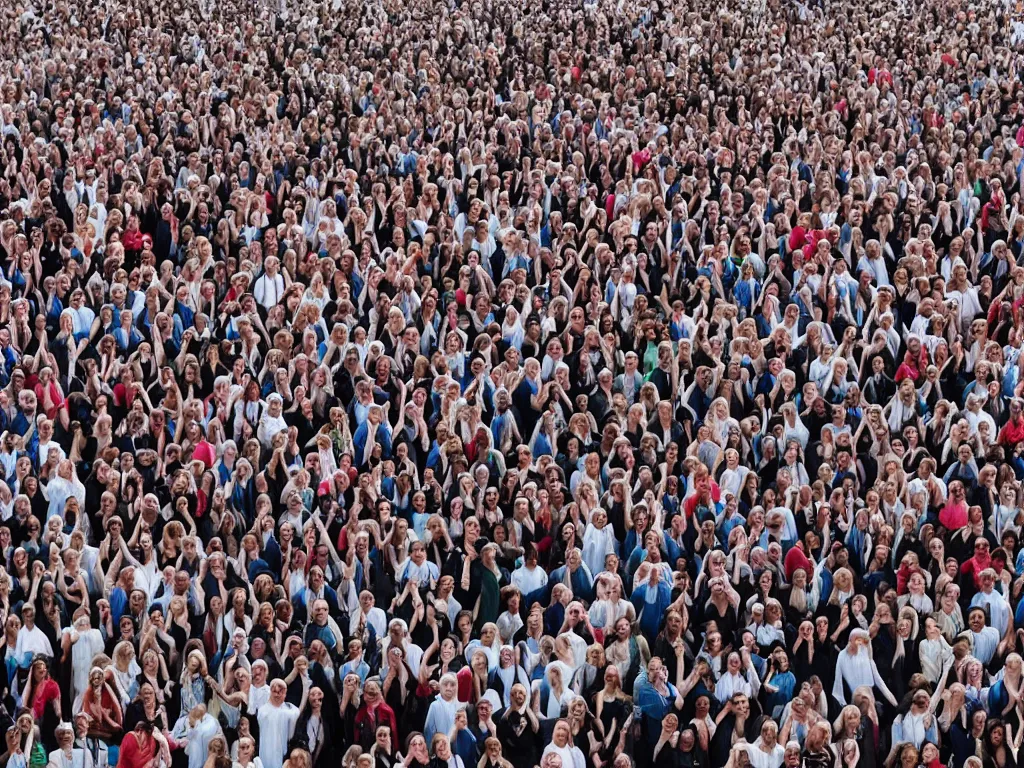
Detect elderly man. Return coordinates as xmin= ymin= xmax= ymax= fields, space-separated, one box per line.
xmin=257 ymin=679 xmax=301 ymax=768
xmin=253 ymin=256 xmax=285 ymax=310
xmin=423 ymin=673 xmax=461 ymax=745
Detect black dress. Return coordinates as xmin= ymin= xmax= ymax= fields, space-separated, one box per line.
xmin=497 ymin=710 xmax=540 ymax=768
xmin=653 ymin=742 xmax=686 ymax=768
xmin=598 ymin=695 xmax=628 ymax=735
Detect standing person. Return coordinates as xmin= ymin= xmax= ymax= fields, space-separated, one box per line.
xmin=172 ymin=704 xmax=222 ymax=768
xmin=257 ymin=681 xmax=301 ymax=768
xmin=832 ymin=630 xmax=897 ymax=709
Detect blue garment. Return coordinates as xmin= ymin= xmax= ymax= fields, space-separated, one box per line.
xmin=635 ymin=675 xmax=679 ymax=743
xmin=533 ymin=431 xmax=553 ymax=457
xmin=891 ymin=712 xmax=939 ymax=749
xmin=114 ymin=325 xmax=143 ymax=353
xmin=766 ymin=671 xmax=796 ymax=716
xmin=630 ymin=580 xmax=672 ymax=637
xmin=45 ymin=297 xmax=64 ymax=328
xmin=452 ymin=724 xmax=475 ymax=765
xmin=110 ymin=585 xmax=129 ymax=626
xmin=339 ymin=658 xmax=371 ymax=683
xmin=1004 ymin=357 xmax=1020 ymax=398
xmin=547 ymin=564 xmax=594 ymax=603
xmin=668 ymin=317 xmax=690 ymax=341
xmin=352 ymin=422 xmax=393 ymax=467
xmin=9 ymin=411 xmax=31 ymax=437
xmin=733 ymin=278 xmax=761 ymax=315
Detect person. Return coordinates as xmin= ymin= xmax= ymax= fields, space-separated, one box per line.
xmin=540 ymin=721 xmax=585 ymax=768
xmin=256 ymin=682 xmax=301 ymax=768
xmin=422 ymin=675 xmax=460 ymax=746
xmin=832 ymin=630 xmax=898 ymax=708
xmin=45 ymin=722 xmax=90 ymax=768
xmin=173 ymin=705 xmax=222 ymax=768
xmin=116 ymin=722 xmax=169 ymax=768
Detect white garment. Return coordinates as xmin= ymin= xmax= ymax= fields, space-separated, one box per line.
xmin=68 ymin=627 xmax=105 ymax=704
xmin=542 ymin=743 xmax=585 ymax=768
xmin=249 ymin=683 xmax=270 ymax=712
xmin=919 ymin=637 xmax=952 ymax=684
xmin=15 ymin=624 xmax=54 ymax=661
xmin=254 ymin=273 xmax=284 ymax=310
xmin=46 ymin=748 xmax=91 ymax=768
xmin=563 ymin=631 xmax=589 ymax=669
xmin=257 ymin=702 xmax=300 ymax=768
xmin=588 ymin=599 xmax=632 ymax=630
xmin=718 ymin=467 xmax=749 ymax=499
xmin=971 ymin=589 xmax=1011 ymax=635
xmin=305 ymin=714 xmax=325 ymax=760
xmin=581 ymin=524 xmax=616 ymax=581
xmin=972 ymin=626 xmax=1000 ymax=665
xmin=177 ymin=713 xmax=222 ymax=768
xmin=832 ymin=646 xmax=894 ymax=706
xmin=715 ymin=670 xmax=753 ymax=703
xmin=257 ymin=413 xmax=289 ymax=449
xmin=745 ymin=740 xmax=785 ymax=768
xmin=511 ymin=564 xmax=547 ymax=595
xmin=379 ymin=639 xmax=423 ymax=677
xmin=350 ymin=607 xmax=387 ymax=638
xmin=898 ymin=711 xmax=929 ymax=749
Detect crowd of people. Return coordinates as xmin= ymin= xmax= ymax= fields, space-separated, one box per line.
xmin=0 ymin=0 xmax=1021 ymax=766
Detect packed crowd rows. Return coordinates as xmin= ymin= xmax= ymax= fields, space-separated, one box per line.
xmin=0 ymin=0 xmax=1021 ymax=767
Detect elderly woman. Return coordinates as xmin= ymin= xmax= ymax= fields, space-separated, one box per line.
xmin=832 ymin=630 xmax=898 ymax=708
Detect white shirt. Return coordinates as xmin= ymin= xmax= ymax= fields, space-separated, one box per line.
xmin=511 ymin=564 xmax=548 ymax=596
xmin=832 ymin=646 xmax=894 ymax=706
xmin=350 ymin=607 xmax=387 ymax=639
xmin=257 ymin=701 xmax=300 ymax=768
xmin=971 ymin=590 xmax=1011 ymax=636
xmin=174 ymin=713 xmax=222 ymax=768
xmin=15 ymin=624 xmax=54 ymax=663
xmin=715 ymin=670 xmax=754 ymax=703
xmin=253 ymin=273 xmax=284 ymax=310
xmin=46 ymin=748 xmax=90 ymax=768
xmin=971 ymin=625 xmax=1001 ymax=664
xmin=542 ymin=743 xmax=585 ymax=768
xmin=248 ymin=683 xmax=270 ymax=712
xmin=745 ymin=740 xmax=785 ymax=768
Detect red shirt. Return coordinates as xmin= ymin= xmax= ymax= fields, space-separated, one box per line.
xmin=118 ymin=731 xmax=158 ymax=768
xmin=784 ymin=546 xmax=812 ymax=582
xmin=354 ymin=702 xmax=398 ymax=743
xmin=192 ymin=440 xmax=216 ymax=469
xmin=938 ymin=500 xmax=968 ymax=531
xmin=684 ymin=482 xmax=722 ymax=518
xmin=29 ymin=677 xmax=60 ymax=721
xmin=998 ymin=417 xmax=1024 ymax=447
xmin=961 ymin=551 xmax=993 ymax=589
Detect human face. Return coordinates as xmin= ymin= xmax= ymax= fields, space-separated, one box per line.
xmin=552 ymin=722 xmax=571 ymax=747
xmin=270 ymin=681 xmax=287 ymax=706
xmin=969 ymin=610 xmax=986 ymax=632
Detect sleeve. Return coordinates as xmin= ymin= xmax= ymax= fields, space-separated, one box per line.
xmin=378 ymin=426 xmax=393 ymax=459
xmin=871 ymin=659 xmax=897 ymax=705
xmin=890 ymin=716 xmax=903 ymax=747
xmin=746 ymin=664 xmax=761 ymax=699
xmin=832 ymin=654 xmax=846 ymax=706
xmin=629 ymin=585 xmax=645 ymax=617
xmin=287 ymin=704 xmax=301 ymax=738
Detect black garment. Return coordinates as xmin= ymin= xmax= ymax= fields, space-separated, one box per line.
xmin=496 ymin=710 xmax=540 ymax=768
